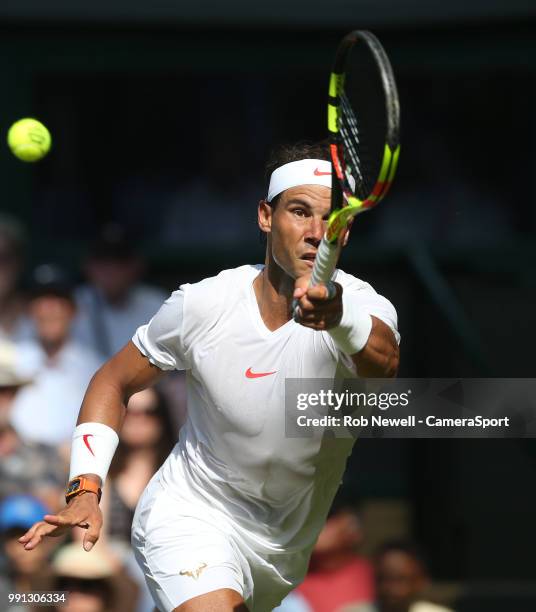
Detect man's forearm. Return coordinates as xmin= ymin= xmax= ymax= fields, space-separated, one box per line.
xmin=77 ymin=341 xmax=164 ymax=428
xmin=70 ymin=342 xmax=164 ymax=487
xmin=73 ymin=369 xmax=127 ymax=488
xmin=352 ymin=316 xmax=399 ymax=377
xmin=77 ymin=366 xmax=128 ymax=431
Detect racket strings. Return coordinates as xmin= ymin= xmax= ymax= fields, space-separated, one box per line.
xmin=340 ymin=96 xmax=362 ymax=170
xmin=340 ymin=95 xmax=373 ymax=198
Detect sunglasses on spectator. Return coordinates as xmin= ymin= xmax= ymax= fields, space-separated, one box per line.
xmin=128 ymin=407 xmax=158 ymax=417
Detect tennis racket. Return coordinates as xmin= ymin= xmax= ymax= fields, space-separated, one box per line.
xmin=310 ymin=30 xmax=400 ymax=287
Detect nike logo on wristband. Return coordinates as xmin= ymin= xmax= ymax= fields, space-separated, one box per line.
xmin=83 ymin=434 xmax=95 ymax=456
xmin=313 ymin=168 xmax=331 ymax=176
xmin=245 ymin=367 xmax=276 ymax=379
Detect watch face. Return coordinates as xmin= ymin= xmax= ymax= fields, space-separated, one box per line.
xmin=67 ymin=479 xmax=81 ymax=495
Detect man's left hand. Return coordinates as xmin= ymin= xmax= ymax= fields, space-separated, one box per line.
xmin=293 ymin=276 xmax=343 ymax=330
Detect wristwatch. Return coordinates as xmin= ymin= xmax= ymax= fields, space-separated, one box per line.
xmin=65 ymin=477 xmax=102 ymax=505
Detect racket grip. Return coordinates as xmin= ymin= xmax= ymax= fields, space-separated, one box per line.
xmin=291 ymin=236 xmax=338 ymax=322
xmin=311 ymin=237 xmax=338 ymax=286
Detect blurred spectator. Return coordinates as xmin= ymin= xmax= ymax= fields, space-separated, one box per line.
xmin=0 ymin=215 xmax=33 ymax=342
xmin=101 ymin=388 xmax=176 ymax=612
xmin=274 ymin=592 xmax=312 ymax=612
xmin=0 ymin=495 xmax=55 ymax=611
xmin=0 ymin=342 xmax=65 ymax=510
xmin=73 ymin=224 xmax=166 ymax=359
xmin=158 ymin=99 xmax=260 ymax=248
xmin=51 ymin=542 xmax=139 ymax=612
xmin=10 ymin=265 xmax=101 ymax=448
xmin=103 ymin=388 xmax=176 ymax=545
xmin=349 ymin=541 xmax=453 ymax=612
xmin=292 ymin=493 xmax=374 ymax=612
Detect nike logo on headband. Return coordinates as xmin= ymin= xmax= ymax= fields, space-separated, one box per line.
xmin=313 ymin=168 xmax=331 ymax=176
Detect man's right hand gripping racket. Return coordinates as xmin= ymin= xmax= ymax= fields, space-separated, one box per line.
xmin=311 ymin=30 xmax=401 ymax=287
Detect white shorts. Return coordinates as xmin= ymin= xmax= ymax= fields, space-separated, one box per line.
xmin=131 ymin=475 xmax=294 ymax=612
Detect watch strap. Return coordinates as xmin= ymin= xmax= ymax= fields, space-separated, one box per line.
xmin=65 ymin=476 xmax=102 ymax=505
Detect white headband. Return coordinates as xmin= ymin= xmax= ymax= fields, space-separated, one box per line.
xmin=267 ymin=159 xmax=333 ymax=202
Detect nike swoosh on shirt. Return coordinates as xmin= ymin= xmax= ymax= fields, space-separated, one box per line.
xmin=313 ymin=168 xmax=331 ymax=176
xmin=245 ymin=367 xmax=276 ymax=379
xmin=83 ymin=434 xmax=95 ymax=456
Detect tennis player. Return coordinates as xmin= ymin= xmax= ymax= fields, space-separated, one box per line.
xmin=19 ymin=142 xmax=400 ymax=612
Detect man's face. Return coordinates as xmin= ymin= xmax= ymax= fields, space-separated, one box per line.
xmin=122 ymin=389 xmax=162 ymax=448
xmin=312 ymin=509 xmax=362 ymax=557
xmin=376 ymin=551 xmax=426 ymax=611
xmin=60 ymin=590 xmax=106 ymax=612
xmin=86 ymin=257 xmax=140 ymax=303
xmin=3 ymin=528 xmax=51 ymax=574
xmin=259 ymin=185 xmax=331 ymax=280
xmin=29 ymin=296 xmax=75 ymax=348
xmin=57 ymin=579 xmax=108 ymax=612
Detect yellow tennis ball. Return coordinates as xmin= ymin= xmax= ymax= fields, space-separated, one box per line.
xmin=7 ymin=118 xmax=52 ymax=162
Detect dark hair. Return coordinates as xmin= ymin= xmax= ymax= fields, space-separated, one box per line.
xmin=54 ymin=576 xmax=113 ymax=606
xmin=259 ymin=140 xmax=330 ymax=244
xmin=376 ymin=539 xmax=429 ymax=573
xmin=29 ymin=264 xmax=74 ymax=304
xmin=1 ymin=526 xmax=27 ymax=541
xmin=109 ymin=387 xmax=176 ymax=478
xmin=327 ymin=487 xmax=362 ymax=518
xmin=0 ymin=214 xmax=26 ymax=258
xmin=88 ymin=223 xmax=135 ymax=262
xmin=264 ymin=140 xmax=330 ymax=207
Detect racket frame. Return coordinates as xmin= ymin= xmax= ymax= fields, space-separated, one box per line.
xmin=310 ymin=30 xmax=400 ymax=287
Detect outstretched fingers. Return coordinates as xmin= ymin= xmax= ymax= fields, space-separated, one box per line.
xmin=45 ymin=508 xmax=102 ymax=551
xmin=18 ymin=491 xmax=103 ymax=552
xmin=18 ymin=521 xmax=59 ymax=550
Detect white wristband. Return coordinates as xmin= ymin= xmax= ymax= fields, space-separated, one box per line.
xmin=69 ymin=422 xmax=119 ymax=484
xmin=328 ymin=291 xmax=373 ymax=356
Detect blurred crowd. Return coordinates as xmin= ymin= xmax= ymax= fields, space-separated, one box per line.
xmin=0 ymin=214 xmax=181 ymax=611
xmin=0 ymin=212 xmax=453 ymax=612
xmin=275 ymin=493 xmax=454 ymax=612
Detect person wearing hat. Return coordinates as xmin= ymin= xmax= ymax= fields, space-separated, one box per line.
xmin=51 ymin=542 xmax=139 ymax=612
xmin=0 ymin=341 xmax=65 ymax=510
xmin=0 ymin=495 xmax=55 ymax=610
xmin=10 ymin=265 xmax=101 ymax=447
xmin=0 ymin=339 xmax=32 ymax=391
